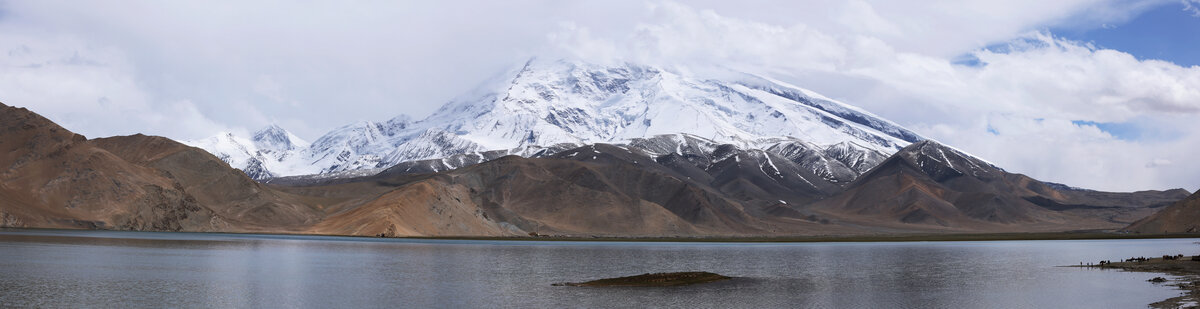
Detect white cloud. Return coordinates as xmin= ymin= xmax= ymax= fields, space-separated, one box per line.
xmin=1184 ymin=0 xmax=1200 ymax=16
xmin=252 ymin=75 xmax=285 ymax=105
xmin=916 ymin=114 xmax=1200 ymax=192
xmin=0 ymin=28 xmax=228 ymax=139
xmin=851 ymin=33 xmax=1200 ymax=191
xmin=630 ymin=2 xmax=847 ymax=73
xmin=967 ymin=34 xmax=1200 ymax=117
xmin=546 ymin=22 xmax=622 ymax=66
xmin=1147 ymin=158 xmax=1173 ymax=168
xmin=0 ymin=0 xmax=570 ymax=139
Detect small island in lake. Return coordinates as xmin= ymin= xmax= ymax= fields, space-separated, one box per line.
xmin=553 ymin=272 xmax=731 ymax=287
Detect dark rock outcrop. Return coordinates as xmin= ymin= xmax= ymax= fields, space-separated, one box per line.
xmin=553 ymin=272 xmax=731 ymax=287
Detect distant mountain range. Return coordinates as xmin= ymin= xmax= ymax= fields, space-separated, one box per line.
xmin=0 ymin=59 xmax=1193 ymax=237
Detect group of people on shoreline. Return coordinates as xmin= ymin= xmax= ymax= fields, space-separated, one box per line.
xmin=1080 ymin=254 xmax=1193 ymax=266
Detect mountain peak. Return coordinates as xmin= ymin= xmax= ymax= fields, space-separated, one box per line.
xmin=252 ymin=124 xmax=308 ymax=151
xmin=900 ymin=140 xmax=987 ymax=164
xmin=417 ymin=58 xmax=920 ymax=153
xmin=255 ymin=123 xmax=286 ymax=133
xmin=893 ymin=139 xmax=1003 ymax=182
xmin=387 ymin=115 xmax=412 ymax=125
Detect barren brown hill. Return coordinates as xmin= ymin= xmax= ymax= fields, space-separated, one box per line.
xmin=90 ymin=135 xmax=328 ymax=231
xmin=0 ymin=102 xmax=217 ymax=230
xmin=0 ymin=102 xmax=353 ymax=233
xmin=1124 ymin=190 xmax=1200 ymax=233
xmin=811 ymin=141 xmax=1188 ymax=232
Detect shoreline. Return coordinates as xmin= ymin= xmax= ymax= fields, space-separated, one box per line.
xmin=3 ymin=227 xmax=1200 ymax=243
xmin=1070 ymin=255 xmax=1200 ymax=308
xmin=407 ymin=232 xmax=1200 ymax=243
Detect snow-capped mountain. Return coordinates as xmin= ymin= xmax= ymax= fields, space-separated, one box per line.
xmin=253 ymin=124 xmax=308 ymax=152
xmin=187 ymin=58 xmax=925 ymax=181
xmin=183 ymin=125 xmax=313 ymax=179
xmin=304 ymin=115 xmax=412 ymax=173
xmin=395 ymin=59 xmax=919 ymax=158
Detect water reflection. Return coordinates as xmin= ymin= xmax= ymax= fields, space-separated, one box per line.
xmin=0 ymin=229 xmax=1194 ymax=308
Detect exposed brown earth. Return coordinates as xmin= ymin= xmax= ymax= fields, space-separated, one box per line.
xmin=1125 ymin=190 xmax=1200 ymax=234
xmin=0 ymin=103 xmax=217 ymax=231
xmin=0 ymin=103 xmax=385 ymax=233
xmin=0 ymin=102 xmax=1192 ymax=237
xmin=90 ymin=135 xmax=328 ymax=230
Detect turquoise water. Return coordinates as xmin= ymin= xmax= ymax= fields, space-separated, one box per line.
xmin=0 ymin=229 xmax=1192 ymax=308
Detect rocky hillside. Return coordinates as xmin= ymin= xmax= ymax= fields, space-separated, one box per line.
xmin=811 ymin=141 xmax=1188 ymax=232
xmin=309 ymin=145 xmax=868 ymax=237
xmin=0 ymin=102 xmax=328 ymax=232
xmin=1124 ymin=190 xmax=1200 ymax=233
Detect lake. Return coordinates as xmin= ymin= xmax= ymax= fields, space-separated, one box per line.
xmin=0 ymin=229 xmax=1193 ymax=308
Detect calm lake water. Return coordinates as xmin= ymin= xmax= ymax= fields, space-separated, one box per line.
xmin=0 ymin=229 xmax=1194 ymax=308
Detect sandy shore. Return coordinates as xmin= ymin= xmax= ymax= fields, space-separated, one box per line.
xmin=1072 ymin=255 xmax=1200 ymax=308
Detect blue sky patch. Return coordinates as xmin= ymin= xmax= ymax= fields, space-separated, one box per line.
xmin=1053 ymin=2 xmax=1200 ymax=67
xmin=951 ymin=54 xmax=984 ymax=67
xmin=1072 ymin=120 xmax=1141 ymax=140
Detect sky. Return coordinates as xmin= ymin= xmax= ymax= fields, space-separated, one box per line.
xmin=0 ymin=0 xmax=1198 ymax=192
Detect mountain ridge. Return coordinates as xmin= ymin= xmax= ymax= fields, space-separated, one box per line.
xmin=0 ymin=101 xmax=1190 ymax=237
xmin=188 ymin=58 xmax=924 ymax=181
xmin=1124 ymin=190 xmax=1200 ymax=233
